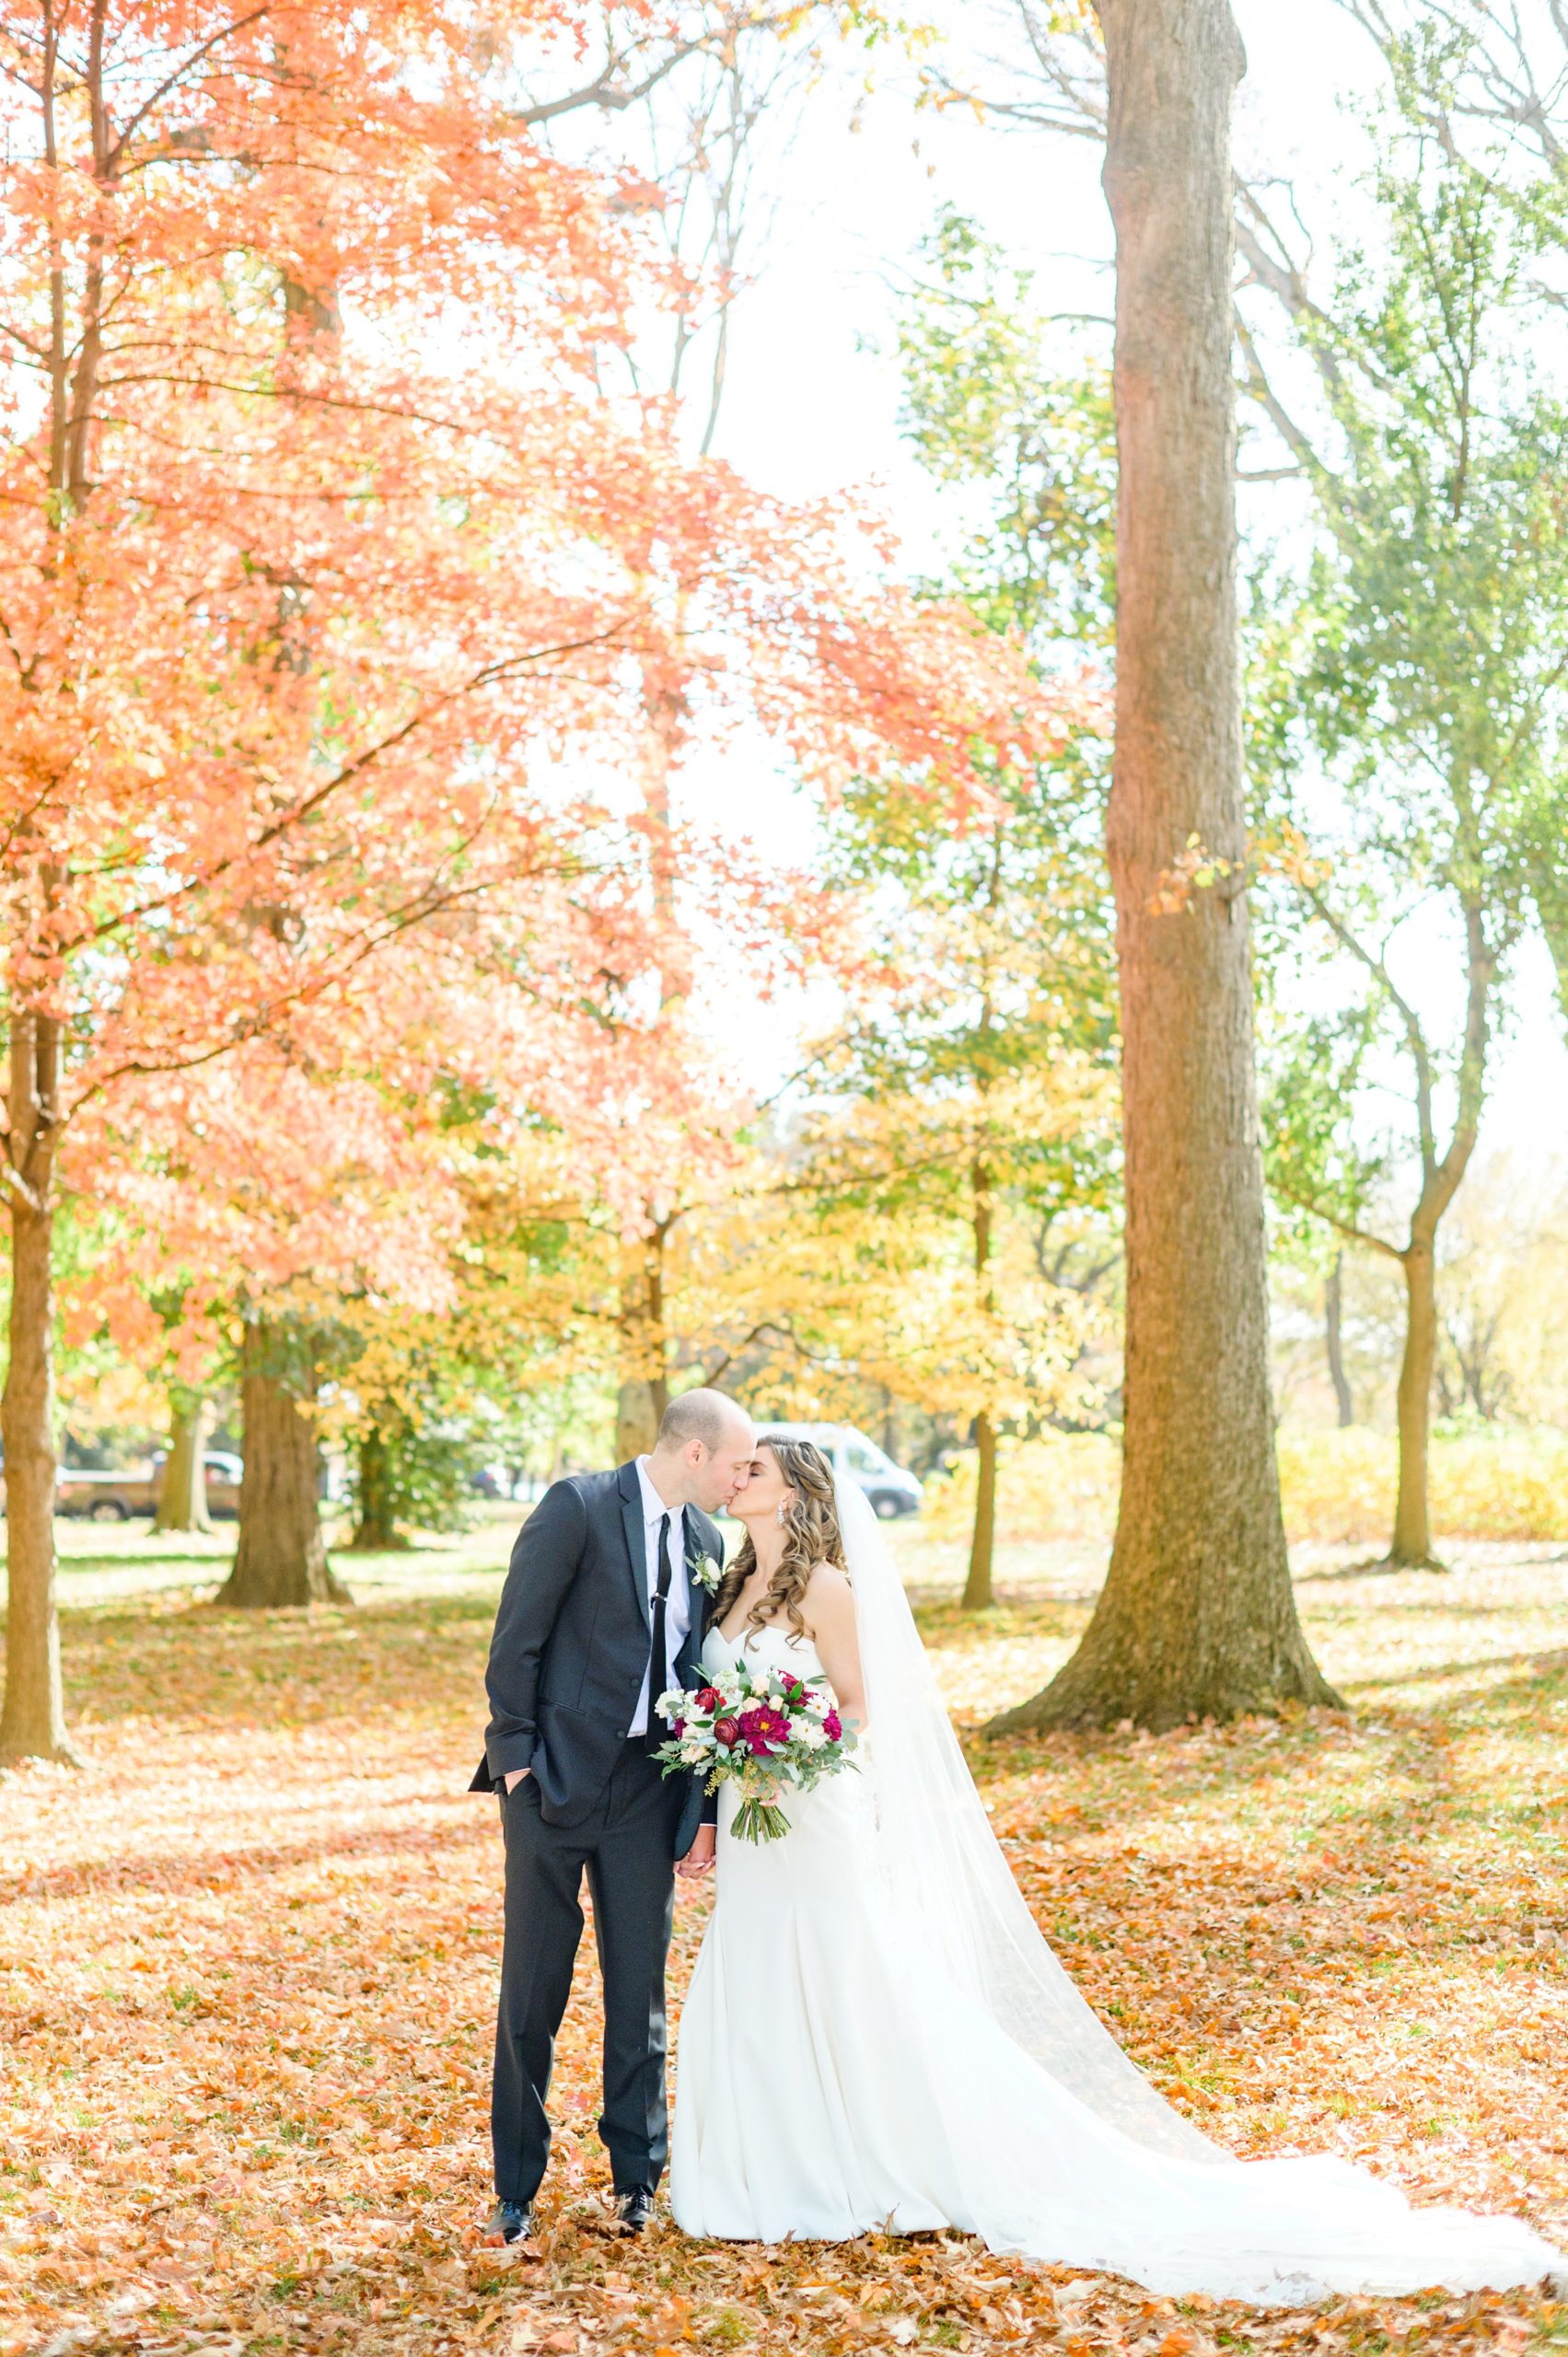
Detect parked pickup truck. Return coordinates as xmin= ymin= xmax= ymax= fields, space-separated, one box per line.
xmin=55 ymin=1466 xmax=158 ymax=1521
xmin=54 ymin=1451 xmax=243 ymax=1522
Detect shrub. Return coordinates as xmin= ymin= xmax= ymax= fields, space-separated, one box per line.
xmin=923 ymin=1426 xmax=1568 ymax=1549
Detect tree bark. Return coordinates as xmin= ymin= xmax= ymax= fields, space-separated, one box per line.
xmin=350 ymin=1423 xmax=406 ymax=1551
xmin=1 ymin=1010 xmax=76 ymax=1761
xmin=616 ymin=1379 xmax=659 ymax=1465
xmin=215 ymin=1317 xmax=347 ymax=1607
xmin=963 ymin=1157 xmax=998 ymax=1610
xmin=963 ymin=1411 xmax=998 ymax=1610
xmin=990 ymin=0 xmax=1338 ymax=1731
xmin=155 ymin=1393 xmax=215 ymax=1534
xmin=1 ymin=1004 xmax=76 ymax=1762
xmin=1377 ymin=892 xmax=1490 ymax=1566
xmin=615 ymin=1222 xmax=671 ymax=1465
xmin=1324 ymin=1254 xmax=1354 ymax=1428
xmin=1390 ymin=1238 xmax=1440 ymax=1565
xmin=645 ymin=1222 xmax=672 ymax=1428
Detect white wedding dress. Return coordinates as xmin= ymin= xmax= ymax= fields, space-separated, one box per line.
xmin=669 ymin=1485 xmax=1563 ymax=2305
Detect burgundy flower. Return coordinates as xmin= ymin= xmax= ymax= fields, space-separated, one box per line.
xmin=738 ymin=1703 xmax=790 ymax=1756
xmin=823 ymin=1709 xmax=842 ymax=1741
xmin=672 ymin=1718 xmax=687 ymax=1739
xmin=696 ymin=1685 xmax=724 ymax=1713
xmin=714 ymin=1716 xmax=742 ymax=1747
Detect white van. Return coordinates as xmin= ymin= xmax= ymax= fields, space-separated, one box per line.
xmin=754 ymin=1422 xmax=923 ymax=1520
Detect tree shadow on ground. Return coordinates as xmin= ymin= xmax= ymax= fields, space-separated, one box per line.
xmin=1339 ymin=1646 xmax=1568 ymax=1694
xmin=1 ymin=1805 xmax=494 ymax=1910
xmin=55 ymin=1590 xmax=496 ymax=1731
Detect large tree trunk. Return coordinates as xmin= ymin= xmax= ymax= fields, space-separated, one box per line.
xmin=215 ymin=1317 xmax=347 ymax=1608
xmin=1 ymin=1011 xmax=76 ymax=1762
xmin=1324 ymin=1254 xmax=1354 ymax=1428
xmin=963 ymin=1411 xmax=998 ymax=1610
xmin=991 ymin=0 xmax=1338 ymax=1732
xmin=1390 ymin=1238 xmax=1440 ymax=1567
xmin=615 ymin=1224 xmax=670 ymax=1465
xmin=350 ymin=1423 xmax=406 ymax=1551
xmin=615 ymin=1379 xmax=659 ymax=1465
xmin=155 ymin=1393 xmax=215 ymax=1534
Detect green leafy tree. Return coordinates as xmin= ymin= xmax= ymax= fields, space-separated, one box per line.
xmin=897 ymin=209 xmax=1117 ymax=656
xmin=1248 ymin=87 xmax=1568 ymax=1563
xmin=787 ymin=215 xmax=1121 ymax=1608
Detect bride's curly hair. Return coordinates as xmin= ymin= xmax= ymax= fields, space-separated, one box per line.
xmin=711 ymin=1434 xmax=846 ymax=1639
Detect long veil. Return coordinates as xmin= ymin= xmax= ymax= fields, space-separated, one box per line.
xmin=833 ymin=1472 xmax=1216 ymax=2164
xmin=830 ymin=1474 xmax=1568 ymax=2301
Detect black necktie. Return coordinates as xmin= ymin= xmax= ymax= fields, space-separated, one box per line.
xmin=646 ymin=1512 xmax=674 ymax=1754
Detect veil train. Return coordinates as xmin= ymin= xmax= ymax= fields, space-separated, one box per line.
xmin=830 ymin=1473 xmax=1562 ymax=2305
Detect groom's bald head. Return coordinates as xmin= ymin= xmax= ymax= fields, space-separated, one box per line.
xmin=650 ymin=1388 xmax=755 ymax=1513
xmin=657 ymin=1388 xmax=749 ymax=1454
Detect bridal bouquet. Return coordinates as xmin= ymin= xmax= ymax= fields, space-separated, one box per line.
xmin=654 ymin=1659 xmax=859 ymax=1842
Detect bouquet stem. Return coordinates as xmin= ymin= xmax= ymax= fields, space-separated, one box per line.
xmin=731 ymin=1796 xmax=793 ymax=1844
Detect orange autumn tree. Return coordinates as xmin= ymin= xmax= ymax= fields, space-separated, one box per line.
xmin=0 ymin=6 xmax=1047 ymax=1764
xmin=82 ymin=1030 xmax=579 ymax=1606
xmin=0 ymin=0 xmax=691 ymax=1758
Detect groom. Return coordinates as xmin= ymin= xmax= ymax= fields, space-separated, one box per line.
xmin=470 ymin=1388 xmax=756 ymax=2242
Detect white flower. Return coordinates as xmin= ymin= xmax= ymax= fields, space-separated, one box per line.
xmin=691 ymin=1552 xmax=724 ymax=1594
xmin=794 ymin=1719 xmax=827 ymax=1751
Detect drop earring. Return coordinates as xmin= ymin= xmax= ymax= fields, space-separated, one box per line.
xmin=775 ymin=1499 xmax=788 ymax=1527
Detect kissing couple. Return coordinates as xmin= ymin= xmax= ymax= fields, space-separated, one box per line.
xmin=471 ymin=1390 xmax=1563 ymax=2305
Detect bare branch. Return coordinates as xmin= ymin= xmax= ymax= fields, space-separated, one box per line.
xmin=77 ymin=625 xmax=632 ymax=951
xmin=104 ymin=6 xmax=273 ymax=169
xmin=1234 ymin=311 xmax=1333 ymax=487
xmin=1297 ymin=883 xmax=1438 ymax=1172
xmin=1273 ymin=1178 xmax=1404 ymax=1262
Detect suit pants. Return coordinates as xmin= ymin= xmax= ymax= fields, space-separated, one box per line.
xmin=493 ymin=1738 xmax=683 ymax=2204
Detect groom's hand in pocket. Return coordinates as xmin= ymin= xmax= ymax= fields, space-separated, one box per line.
xmin=677 ymin=1825 xmax=716 ymax=1879
xmin=503 ymin=1769 xmax=530 ymax=1794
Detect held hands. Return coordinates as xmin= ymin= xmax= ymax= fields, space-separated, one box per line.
xmin=677 ymin=1824 xmax=716 ymax=1880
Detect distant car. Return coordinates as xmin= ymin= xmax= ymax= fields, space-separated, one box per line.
xmin=753 ymin=1422 xmax=923 ymax=1520
xmin=56 ymin=1466 xmax=157 ymax=1521
xmin=54 ymin=1450 xmax=244 ymax=1523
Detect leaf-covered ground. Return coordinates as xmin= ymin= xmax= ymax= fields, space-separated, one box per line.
xmin=4 ymin=1519 xmax=1566 ymax=2357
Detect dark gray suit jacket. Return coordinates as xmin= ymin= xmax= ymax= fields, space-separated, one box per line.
xmin=470 ymin=1462 xmax=721 ymax=1860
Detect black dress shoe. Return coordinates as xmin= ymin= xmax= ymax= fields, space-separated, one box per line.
xmin=613 ymin=2187 xmax=655 ymax=2235
xmin=482 ymin=2198 xmax=532 ymax=2245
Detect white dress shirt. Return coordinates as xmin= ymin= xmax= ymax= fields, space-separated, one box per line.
xmin=627 ymin=1457 xmax=693 ymax=1737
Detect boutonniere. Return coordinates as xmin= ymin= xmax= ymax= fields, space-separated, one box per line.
xmin=691 ymin=1552 xmax=724 ymax=1595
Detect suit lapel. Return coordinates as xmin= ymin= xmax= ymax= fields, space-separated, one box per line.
xmin=686 ymin=1509 xmax=719 ymax=1637
xmin=617 ymin=1461 xmax=652 ymax=1633
xmin=677 ymin=1508 xmax=718 ymax=1670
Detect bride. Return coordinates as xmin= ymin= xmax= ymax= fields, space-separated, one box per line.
xmin=670 ymin=1435 xmax=1563 ymax=2305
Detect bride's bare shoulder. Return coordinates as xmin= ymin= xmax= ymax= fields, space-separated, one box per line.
xmin=801 ymin=1561 xmax=854 ymax=1622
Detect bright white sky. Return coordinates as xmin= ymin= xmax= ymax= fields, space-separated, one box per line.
xmin=657 ymin=0 xmax=1568 ymax=1178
